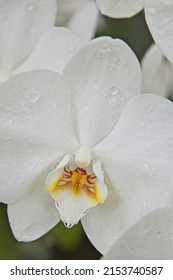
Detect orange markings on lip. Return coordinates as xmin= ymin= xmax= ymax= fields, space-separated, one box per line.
xmin=53 ymin=165 xmax=97 ymax=197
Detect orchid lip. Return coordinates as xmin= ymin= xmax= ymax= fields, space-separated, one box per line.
xmin=45 ymin=153 xmax=108 ymax=227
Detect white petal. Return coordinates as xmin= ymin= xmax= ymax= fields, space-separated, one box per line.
xmin=96 ymin=0 xmax=144 ymax=18
xmin=56 ymin=0 xmax=88 ymax=26
xmin=0 ymin=142 xmax=63 ymax=204
xmin=14 ymin=27 xmax=84 ymax=75
xmin=145 ymin=0 xmax=173 ymax=64
xmin=82 ymin=175 xmax=122 ymax=254
xmin=103 ymin=208 xmax=173 ymax=259
xmin=63 ymin=37 xmax=142 ymax=147
xmin=0 ymin=71 xmax=78 ymax=203
xmin=8 ymin=169 xmax=60 ymax=242
xmin=0 ymin=0 xmax=57 ymax=71
xmin=68 ymin=1 xmax=99 ymax=42
xmin=88 ymin=94 xmax=173 ymax=253
xmin=141 ymin=43 xmax=173 ymax=98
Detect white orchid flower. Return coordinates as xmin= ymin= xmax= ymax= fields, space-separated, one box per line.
xmin=142 ymin=43 xmax=173 ymax=99
xmin=56 ymin=0 xmax=99 ymax=42
xmin=145 ymin=0 xmax=173 ymax=65
xmin=102 ymin=208 xmax=173 ymax=259
xmin=1 ymin=37 xmax=173 ymax=255
xmin=0 ymin=0 xmax=57 ymax=84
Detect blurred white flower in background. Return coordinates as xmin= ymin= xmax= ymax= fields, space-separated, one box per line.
xmin=56 ymin=0 xmax=100 ymax=42
xmin=102 ymin=208 xmax=173 ymax=260
xmin=96 ymin=0 xmax=173 ymax=67
xmin=1 ymin=37 xmax=173 ymax=254
xmin=0 ymin=0 xmax=57 ymax=84
xmin=145 ymin=0 xmax=173 ymax=66
xmin=141 ymin=44 xmax=173 ymax=99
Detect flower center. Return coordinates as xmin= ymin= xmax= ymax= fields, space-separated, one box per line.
xmin=45 ymin=153 xmax=108 ymax=228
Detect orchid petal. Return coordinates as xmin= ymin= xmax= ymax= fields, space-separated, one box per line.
xmin=0 ymin=70 xmax=78 ymax=203
xmin=14 ymin=27 xmax=84 ymax=75
xmin=82 ymin=175 xmax=122 ymax=254
xmin=8 ymin=169 xmax=60 ymax=242
xmin=96 ymin=0 xmax=144 ymax=18
xmin=55 ymin=0 xmax=88 ymax=26
xmin=145 ymin=0 xmax=173 ymax=64
xmin=68 ymin=1 xmax=99 ymax=42
xmin=142 ymin=43 xmax=173 ymax=98
xmin=103 ymin=208 xmax=173 ymax=259
xmin=83 ymin=94 xmax=173 ymax=254
xmin=63 ymin=37 xmax=142 ymax=147
xmin=0 ymin=0 xmax=57 ymax=71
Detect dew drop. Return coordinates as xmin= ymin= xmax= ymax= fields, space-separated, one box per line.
xmin=21 ymin=101 xmax=31 ymax=115
xmin=146 ymin=104 xmax=153 ymax=113
xmin=99 ymin=46 xmax=111 ymax=53
xmin=106 ymin=64 xmax=115 ymax=72
xmin=95 ymin=46 xmax=111 ymax=58
xmin=108 ymin=86 xmax=120 ymax=108
xmin=110 ymin=85 xmax=119 ymax=96
xmin=26 ymin=91 xmax=39 ymax=103
xmin=64 ymin=222 xmax=73 ymax=228
xmin=144 ymin=163 xmax=156 ymax=177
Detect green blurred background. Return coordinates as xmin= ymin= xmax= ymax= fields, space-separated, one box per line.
xmin=0 ymin=10 xmax=153 ymax=260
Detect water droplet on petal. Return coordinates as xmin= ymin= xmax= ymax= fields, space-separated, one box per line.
xmin=144 ymin=163 xmax=156 ymax=177
xmin=110 ymin=86 xmax=119 ymax=96
xmin=21 ymin=101 xmax=31 ymax=115
xmin=64 ymin=222 xmax=74 ymax=228
xmin=146 ymin=104 xmax=153 ymax=113
xmin=106 ymin=63 xmax=115 ymax=72
xmin=108 ymin=86 xmax=120 ymax=107
xmin=95 ymin=46 xmax=111 ymax=58
xmin=26 ymin=91 xmax=39 ymax=103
